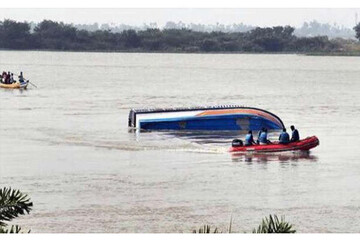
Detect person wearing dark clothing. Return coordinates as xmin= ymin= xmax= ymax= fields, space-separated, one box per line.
xmin=9 ymin=73 xmax=14 ymax=84
xmin=18 ymin=72 xmax=25 ymax=83
xmin=244 ymin=130 xmax=256 ymax=146
xmin=1 ymin=72 xmax=6 ymax=83
xmin=279 ymin=128 xmax=290 ymax=144
xmin=5 ymin=72 xmax=11 ymax=84
xmin=290 ymin=125 xmax=300 ymax=142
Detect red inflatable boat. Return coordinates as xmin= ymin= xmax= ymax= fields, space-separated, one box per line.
xmin=229 ymin=136 xmax=319 ymax=153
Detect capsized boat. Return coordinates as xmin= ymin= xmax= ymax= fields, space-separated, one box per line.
xmin=229 ymin=136 xmax=319 ymax=153
xmin=0 ymin=81 xmax=28 ymax=89
xmin=128 ymin=105 xmax=285 ymax=131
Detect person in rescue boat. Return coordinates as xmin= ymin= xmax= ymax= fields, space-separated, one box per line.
xmin=290 ymin=125 xmax=300 ymax=142
xmin=258 ymin=128 xmax=272 ymax=145
xmin=244 ymin=130 xmax=256 ymax=146
xmin=279 ymin=128 xmax=290 ymax=144
xmin=256 ymin=127 xmax=265 ymax=144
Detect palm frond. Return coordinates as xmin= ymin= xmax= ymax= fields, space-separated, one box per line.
xmin=228 ymin=215 xmax=233 ymax=233
xmin=252 ymin=214 xmax=296 ymax=233
xmin=193 ymin=225 xmax=220 ymax=233
xmin=0 ymin=225 xmax=30 ymax=234
xmin=0 ymin=187 xmax=33 ymax=226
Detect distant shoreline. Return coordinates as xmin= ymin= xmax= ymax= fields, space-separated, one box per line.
xmin=1 ymin=48 xmax=359 ymax=56
xmin=1 ymin=19 xmax=360 ymax=57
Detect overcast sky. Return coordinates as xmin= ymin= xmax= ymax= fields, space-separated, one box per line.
xmin=1 ymin=8 xmax=360 ymax=28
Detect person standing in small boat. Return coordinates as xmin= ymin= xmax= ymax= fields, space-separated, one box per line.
xmin=279 ymin=128 xmax=290 ymax=144
xmin=5 ymin=72 xmax=11 ymax=84
xmin=244 ymin=130 xmax=256 ymax=146
xmin=258 ymin=128 xmax=272 ymax=145
xmin=9 ymin=73 xmax=15 ymax=84
xmin=1 ymin=72 xmax=6 ymax=83
xmin=2 ymin=72 xmax=6 ymax=83
xmin=290 ymin=125 xmax=300 ymax=142
xmin=18 ymin=72 xmax=25 ymax=84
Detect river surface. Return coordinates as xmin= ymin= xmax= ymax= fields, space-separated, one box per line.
xmin=0 ymin=51 xmax=359 ymax=233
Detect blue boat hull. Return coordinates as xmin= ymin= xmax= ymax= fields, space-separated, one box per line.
xmin=139 ymin=114 xmax=282 ymax=131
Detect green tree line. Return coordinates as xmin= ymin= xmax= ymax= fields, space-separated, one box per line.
xmin=0 ymin=19 xmax=359 ymax=53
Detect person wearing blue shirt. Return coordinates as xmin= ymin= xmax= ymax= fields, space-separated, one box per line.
xmin=290 ymin=125 xmax=300 ymax=142
xmin=244 ymin=130 xmax=256 ymax=146
xmin=18 ymin=72 xmax=25 ymax=83
xmin=256 ymin=127 xmax=265 ymax=144
xmin=258 ymin=128 xmax=271 ymax=145
xmin=279 ymin=128 xmax=290 ymax=144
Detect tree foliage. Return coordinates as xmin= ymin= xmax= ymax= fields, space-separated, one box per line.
xmin=0 ymin=225 xmax=24 ymax=234
xmin=0 ymin=187 xmax=33 ymax=234
xmin=193 ymin=214 xmax=296 ymax=233
xmin=253 ymin=214 xmax=296 ymax=233
xmin=193 ymin=225 xmax=220 ymax=233
xmin=0 ymin=19 xmax=32 ymax=49
xmin=354 ymin=23 xmax=360 ymax=41
xmin=0 ymin=19 xmax=341 ymax=53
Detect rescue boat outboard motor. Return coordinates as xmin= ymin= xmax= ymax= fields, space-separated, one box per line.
xmin=232 ymin=139 xmax=243 ymax=147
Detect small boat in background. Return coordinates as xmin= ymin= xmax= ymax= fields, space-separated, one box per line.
xmin=128 ymin=105 xmax=285 ymax=131
xmin=0 ymin=80 xmax=29 ymax=89
xmin=229 ymin=136 xmax=319 ymax=153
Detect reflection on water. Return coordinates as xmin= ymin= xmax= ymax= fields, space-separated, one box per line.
xmin=231 ymin=151 xmax=318 ymax=162
xmin=161 ymin=130 xmax=244 ymax=144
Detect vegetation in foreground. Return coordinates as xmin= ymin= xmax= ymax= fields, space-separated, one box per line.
xmin=0 ymin=19 xmax=360 ymax=55
xmin=0 ymin=187 xmax=33 ymax=233
xmin=193 ymin=214 xmax=296 ymax=234
xmin=252 ymin=215 xmax=296 ymax=233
